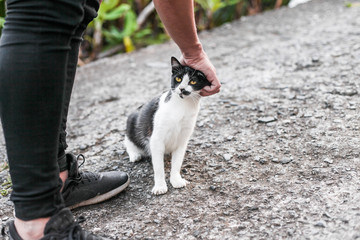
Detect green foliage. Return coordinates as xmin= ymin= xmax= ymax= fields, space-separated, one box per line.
xmin=82 ymin=0 xmax=167 ymax=60
xmin=195 ymin=0 xmax=243 ymax=29
xmin=0 ymin=0 xmax=5 ymax=35
xmin=0 ymin=17 xmax=4 ymax=28
xmin=345 ymin=2 xmax=360 ymax=7
xmin=90 ymin=0 xmax=138 ymax=50
xmin=194 ymin=0 xmax=290 ymax=29
xmin=1 ymin=175 xmax=12 ymax=197
xmin=0 ymin=163 xmax=11 ymax=197
xmin=196 ymin=0 xmax=241 ymax=12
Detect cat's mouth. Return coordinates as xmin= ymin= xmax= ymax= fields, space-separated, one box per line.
xmin=179 ymin=89 xmax=191 ymax=98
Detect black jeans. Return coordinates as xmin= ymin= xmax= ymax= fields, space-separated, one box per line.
xmin=0 ymin=0 xmax=99 ymax=220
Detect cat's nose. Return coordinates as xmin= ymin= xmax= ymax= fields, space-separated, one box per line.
xmin=180 ymin=88 xmax=190 ymax=96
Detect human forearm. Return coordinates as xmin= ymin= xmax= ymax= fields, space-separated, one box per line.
xmin=153 ymin=0 xmax=202 ymax=57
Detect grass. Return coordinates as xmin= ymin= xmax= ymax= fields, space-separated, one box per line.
xmin=0 ymin=162 xmax=12 ymax=197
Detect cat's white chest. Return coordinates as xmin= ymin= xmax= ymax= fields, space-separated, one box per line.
xmin=152 ymin=93 xmax=199 ymax=153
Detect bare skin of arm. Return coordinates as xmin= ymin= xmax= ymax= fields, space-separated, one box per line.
xmin=153 ymin=0 xmax=221 ymax=96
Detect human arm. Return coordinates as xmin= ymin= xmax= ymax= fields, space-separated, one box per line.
xmin=153 ymin=0 xmax=221 ymax=96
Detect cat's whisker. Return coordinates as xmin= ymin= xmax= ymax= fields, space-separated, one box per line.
xmin=188 ymin=93 xmax=200 ymax=106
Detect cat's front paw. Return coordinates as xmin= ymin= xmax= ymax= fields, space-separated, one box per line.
xmin=170 ymin=176 xmax=189 ymax=189
xmin=152 ymin=184 xmax=168 ymax=195
xmin=128 ymin=152 xmax=142 ymax=162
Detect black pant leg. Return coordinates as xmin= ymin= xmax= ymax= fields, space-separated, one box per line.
xmin=57 ymin=0 xmax=100 ymax=171
xmin=0 ymin=0 xmax=85 ymax=220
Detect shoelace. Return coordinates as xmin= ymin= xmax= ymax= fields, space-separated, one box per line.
xmin=76 ymin=154 xmax=86 ymax=169
xmin=70 ymin=155 xmax=99 ymax=184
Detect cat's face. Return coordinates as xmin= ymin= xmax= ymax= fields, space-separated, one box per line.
xmin=171 ymin=57 xmax=211 ymax=99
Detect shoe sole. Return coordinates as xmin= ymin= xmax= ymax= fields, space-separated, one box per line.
xmin=69 ymin=174 xmax=130 ymax=210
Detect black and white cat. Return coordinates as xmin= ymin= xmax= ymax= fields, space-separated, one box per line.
xmin=124 ymin=57 xmax=211 ymax=195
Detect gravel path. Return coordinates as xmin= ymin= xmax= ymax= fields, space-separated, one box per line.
xmin=1 ymin=0 xmax=360 ymax=239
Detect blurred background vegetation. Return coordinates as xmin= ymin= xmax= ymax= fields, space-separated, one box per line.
xmin=0 ymin=0 xmax=290 ymax=64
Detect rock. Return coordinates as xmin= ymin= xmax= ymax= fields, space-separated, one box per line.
xmin=312 ymin=55 xmax=320 ymax=63
xmin=223 ymin=154 xmax=232 ymax=161
xmin=117 ymin=150 xmax=126 ymax=155
xmin=209 ymin=186 xmax=217 ymax=191
xmin=246 ymin=206 xmax=259 ymax=212
xmin=314 ymin=221 xmax=326 ymax=228
xmin=226 ymin=136 xmax=235 ymax=141
xmin=323 ymin=158 xmax=333 ymax=164
xmin=79 ymin=144 xmax=88 ymax=150
xmin=193 ymin=230 xmax=201 ymax=237
xmin=303 ymin=112 xmax=312 ymax=118
xmin=258 ymin=116 xmax=277 ymax=123
xmin=281 ymin=158 xmax=292 ymax=164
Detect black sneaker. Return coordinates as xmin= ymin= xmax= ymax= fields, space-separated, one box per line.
xmin=1 ymin=208 xmax=110 ymax=240
xmin=62 ymin=153 xmax=130 ymax=209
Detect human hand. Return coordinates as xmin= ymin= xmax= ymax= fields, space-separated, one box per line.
xmin=180 ymin=50 xmax=221 ymax=97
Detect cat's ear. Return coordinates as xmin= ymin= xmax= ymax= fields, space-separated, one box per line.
xmin=171 ymin=57 xmax=182 ymax=73
xmin=197 ymin=71 xmax=206 ymax=80
xmin=197 ymin=70 xmax=211 ymax=86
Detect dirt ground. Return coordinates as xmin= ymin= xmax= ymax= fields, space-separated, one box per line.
xmin=1 ymin=0 xmax=360 ymax=239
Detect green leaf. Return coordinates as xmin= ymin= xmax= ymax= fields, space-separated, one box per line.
xmin=195 ymin=0 xmax=210 ymax=9
xmin=99 ymin=0 xmax=120 ymax=14
xmin=0 ymin=17 xmax=4 ymax=28
xmin=109 ymin=25 xmax=124 ymax=39
xmin=103 ymin=4 xmax=131 ymax=20
xmin=134 ymin=28 xmax=152 ymax=39
xmin=123 ymin=11 xmax=137 ymax=37
xmin=102 ymin=25 xmax=125 ymax=44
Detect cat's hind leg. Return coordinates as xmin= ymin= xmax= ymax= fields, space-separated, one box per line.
xmin=170 ymin=144 xmax=189 ymax=189
xmin=124 ymin=136 xmax=143 ymax=162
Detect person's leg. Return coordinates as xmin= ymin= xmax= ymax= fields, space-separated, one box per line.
xmin=0 ymin=0 xmax=84 ymax=238
xmin=56 ymin=0 xmax=130 ymax=209
xmin=57 ymin=0 xmax=100 ymax=172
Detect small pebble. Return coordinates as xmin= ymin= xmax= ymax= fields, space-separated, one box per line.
xmin=79 ymin=145 xmax=88 ymax=150
xmin=324 ymin=158 xmax=333 ymax=164
xmin=223 ymin=154 xmax=232 ymax=161
xmin=314 ymin=221 xmax=326 ymax=228
xmin=193 ymin=230 xmax=201 ymax=237
xmin=281 ymin=158 xmax=292 ymax=164
xmin=258 ymin=116 xmax=277 ymax=123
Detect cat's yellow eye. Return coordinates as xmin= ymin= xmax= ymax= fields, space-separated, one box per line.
xmin=190 ymin=80 xmax=197 ymax=85
xmin=175 ymin=77 xmax=182 ymax=82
